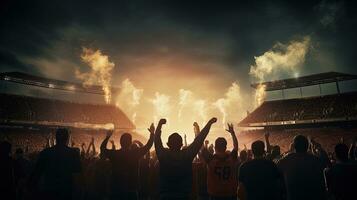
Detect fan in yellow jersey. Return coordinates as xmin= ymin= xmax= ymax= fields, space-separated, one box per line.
xmin=201 ymin=123 xmax=239 ymax=200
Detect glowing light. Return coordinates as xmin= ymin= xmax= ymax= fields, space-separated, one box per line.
xmin=115 ymin=79 xmax=143 ymax=123
xmin=213 ymin=82 xmax=241 ymax=126
xmin=194 ymin=99 xmax=208 ymax=124
xmin=150 ymin=92 xmax=171 ymax=123
xmin=178 ymin=89 xmax=193 ymax=120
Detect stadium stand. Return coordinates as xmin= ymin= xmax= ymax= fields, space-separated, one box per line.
xmin=0 ymin=93 xmax=134 ymax=129
xmin=240 ymin=92 xmax=357 ymax=126
xmin=238 ymin=72 xmax=357 ymax=153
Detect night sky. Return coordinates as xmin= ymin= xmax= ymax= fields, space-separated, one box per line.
xmin=1 ymin=0 xmax=357 ymax=139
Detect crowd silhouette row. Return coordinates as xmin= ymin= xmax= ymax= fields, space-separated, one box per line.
xmin=1 ymin=117 xmax=357 ymax=200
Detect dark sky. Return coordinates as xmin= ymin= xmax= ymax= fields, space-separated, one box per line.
xmin=1 ymin=0 xmax=357 ymax=94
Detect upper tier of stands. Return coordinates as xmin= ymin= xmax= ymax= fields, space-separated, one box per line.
xmin=0 ymin=93 xmax=134 ymax=129
xmin=240 ymin=92 xmax=357 ymax=126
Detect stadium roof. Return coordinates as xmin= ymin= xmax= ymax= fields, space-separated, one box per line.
xmin=0 ymin=71 xmax=120 ymax=94
xmin=251 ymin=72 xmax=357 ymax=91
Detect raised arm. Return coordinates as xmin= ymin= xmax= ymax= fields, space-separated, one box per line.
xmin=100 ymin=130 xmax=113 ymax=158
xmin=311 ymin=140 xmax=330 ymax=167
xmin=187 ymin=117 xmax=217 ymax=157
xmin=45 ymin=134 xmax=51 ymax=148
xmin=138 ymin=123 xmax=155 ymax=157
xmin=154 ymin=119 xmax=166 ymax=156
xmin=226 ymin=123 xmax=238 ymax=151
xmin=81 ymin=143 xmax=86 ymax=156
xmin=86 ymin=137 xmax=96 ymax=157
xmin=184 ymin=134 xmax=188 ymax=147
xmin=193 ymin=122 xmax=200 ymax=137
xmin=265 ymin=132 xmax=272 ymax=153
xmin=50 ymin=133 xmax=55 ymax=147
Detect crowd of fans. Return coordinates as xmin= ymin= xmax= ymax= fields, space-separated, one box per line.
xmin=236 ymin=128 xmax=357 ymax=153
xmin=1 ymin=118 xmax=356 ymax=200
xmin=0 ymin=93 xmax=134 ymax=128
xmin=241 ymin=92 xmax=357 ymax=124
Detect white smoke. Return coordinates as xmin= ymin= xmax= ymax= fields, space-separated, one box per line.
xmin=254 ymin=84 xmax=266 ymax=108
xmin=150 ymin=92 xmax=171 ymax=123
xmin=213 ymin=82 xmax=242 ymax=126
xmin=178 ymin=89 xmax=193 ymax=120
xmin=76 ymin=47 xmax=115 ymax=103
xmin=193 ymin=99 xmax=209 ymax=124
xmin=116 ymin=78 xmax=143 ymax=123
xmin=249 ymin=36 xmax=311 ymax=107
xmin=250 ymin=36 xmax=311 ymax=82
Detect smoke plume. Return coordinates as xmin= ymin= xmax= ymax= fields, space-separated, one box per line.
xmin=254 ymin=84 xmax=266 ymax=107
xmin=116 ymin=78 xmax=144 ymax=123
xmin=250 ymin=36 xmax=310 ymax=81
xmin=178 ymin=89 xmax=193 ymax=120
xmin=193 ymin=99 xmax=209 ymax=124
xmin=249 ymin=36 xmax=311 ymax=107
xmin=213 ymin=82 xmax=241 ymax=126
xmin=76 ymin=47 xmax=115 ymax=103
xmin=151 ymin=92 xmax=171 ymax=123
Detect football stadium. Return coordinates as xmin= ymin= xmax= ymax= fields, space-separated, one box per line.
xmin=1 ymin=1 xmax=357 ymax=200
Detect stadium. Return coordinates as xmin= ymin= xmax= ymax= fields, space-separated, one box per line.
xmin=237 ymin=72 xmax=357 ymax=153
xmin=3 ymin=71 xmax=356 ymax=154
xmin=0 ymin=72 xmax=145 ymax=153
xmin=2 ymin=1 xmax=357 ymax=199
xmin=1 ymin=70 xmax=357 ymax=200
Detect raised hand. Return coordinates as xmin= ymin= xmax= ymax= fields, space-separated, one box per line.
xmin=106 ymin=130 xmax=113 ymax=138
xmin=225 ymin=123 xmax=235 ymax=134
xmin=156 ymin=119 xmax=167 ymax=133
xmin=193 ymin=122 xmax=200 ymax=135
xmin=226 ymin=123 xmax=238 ymax=150
xmin=208 ymin=117 xmax=217 ymax=124
xmin=159 ymin=118 xmax=167 ymax=125
xmin=193 ymin=122 xmax=199 ymax=128
xmin=148 ymin=123 xmax=155 ymax=135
